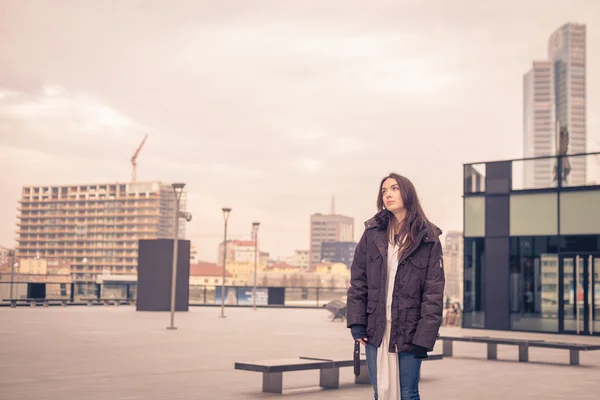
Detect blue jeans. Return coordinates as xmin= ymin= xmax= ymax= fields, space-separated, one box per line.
xmin=365 ymin=343 xmax=422 ymax=400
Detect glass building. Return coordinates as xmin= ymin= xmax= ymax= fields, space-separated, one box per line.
xmin=463 ymin=152 xmax=600 ymax=336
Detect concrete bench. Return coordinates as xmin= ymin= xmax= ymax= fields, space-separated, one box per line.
xmin=439 ymin=335 xmax=600 ymax=366
xmin=235 ymin=353 xmax=443 ymax=394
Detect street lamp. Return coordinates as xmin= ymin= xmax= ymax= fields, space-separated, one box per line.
xmin=82 ymin=257 xmax=89 ymax=298
xmin=221 ymin=207 xmax=231 ymax=318
xmin=9 ymin=251 xmax=17 ymax=308
xmin=168 ymin=183 xmax=191 ymax=330
xmin=252 ymin=222 xmax=260 ymax=311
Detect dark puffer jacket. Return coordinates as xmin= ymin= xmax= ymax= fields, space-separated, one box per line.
xmin=346 ymin=210 xmax=445 ymax=353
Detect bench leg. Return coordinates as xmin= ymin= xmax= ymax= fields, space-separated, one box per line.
xmin=355 ymin=365 xmax=371 ymax=385
xmin=10 ymin=300 xmax=16 ymax=308
xmin=569 ymin=350 xmax=580 ymax=366
xmin=87 ymin=300 xmax=93 ymax=307
xmin=320 ymin=367 xmax=339 ymax=389
xmin=30 ymin=301 xmax=36 ymax=308
xmin=518 ymin=344 xmax=529 ymax=362
xmin=262 ymin=372 xmax=283 ymax=394
xmin=442 ymin=340 xmax=453 ymax=357
xmin=487 ymin=343 xmax=497 ymax=360
xmin=61 ymin=301 xmax=67 ymax=307
xmin=43 ymin=301 xmax=49 ymax=308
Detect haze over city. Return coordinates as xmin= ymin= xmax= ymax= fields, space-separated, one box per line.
xmin=1 ymin=1 xmax=599 ymax=261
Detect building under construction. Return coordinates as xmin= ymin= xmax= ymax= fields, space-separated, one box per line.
xmin=15 ymin=181 xmax=187 ymax=282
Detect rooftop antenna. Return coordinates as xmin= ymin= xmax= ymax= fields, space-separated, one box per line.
xmin=331 ymin=193 xmax=335 ymax=215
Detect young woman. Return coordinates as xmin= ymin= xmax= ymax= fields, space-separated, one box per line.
xmin=347 ymin=173 xmax=445 ymax=400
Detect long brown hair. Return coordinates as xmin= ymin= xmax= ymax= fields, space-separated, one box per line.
xmin=376 ymin=173 xmax=438 ymax=252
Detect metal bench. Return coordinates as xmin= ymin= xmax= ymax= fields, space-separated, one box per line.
xmin=439 ymin=335 xmax=600 ymax=366
xmin=235 ymin=353 xmax=443 ymax=394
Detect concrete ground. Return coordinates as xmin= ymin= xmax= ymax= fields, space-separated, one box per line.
xmin=0 ymin=306 xmax=599 ymax=400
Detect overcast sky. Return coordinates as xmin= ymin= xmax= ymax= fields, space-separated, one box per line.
xmin=1 ymin=1 xmax=599 ymax=262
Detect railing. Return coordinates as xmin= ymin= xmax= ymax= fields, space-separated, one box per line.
xmin=0 ymin=282 xmax=348 ymax=308
xmin=188 ymin=285 xmax=347 ymax=307
xmin=464 ymin=152 xmax=600 ymax=194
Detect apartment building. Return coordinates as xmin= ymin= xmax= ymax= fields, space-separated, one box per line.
xmin=15 ymin=181 xmax=186 ymax=282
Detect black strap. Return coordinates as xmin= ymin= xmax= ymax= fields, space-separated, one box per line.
xmin=353 ymin=340 xmax=361 ymax=376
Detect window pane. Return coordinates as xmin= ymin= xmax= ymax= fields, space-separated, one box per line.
xmin=464 ymin=197 xmax=485 ymax=237
xmin=510 ymin=193 xmax=558 ymax=236
xmin=509 ymin=237 xmax=559 ymax=332
xmin=464 ymin=163 xmax=486 ymax=194
xmin=463 ymin=238 xmax=485 ymax=328
xmin=560 ymin=191 xmax=600 ymax=235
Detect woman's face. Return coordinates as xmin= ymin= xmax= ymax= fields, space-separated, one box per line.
xmin=381 ymin=177 xmax=404 ymax=214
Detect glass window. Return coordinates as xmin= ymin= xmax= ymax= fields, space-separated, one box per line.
xmin=560 ymin=191 xmax=600 ymax=234
xmin=463 ymin=238 xmax=485 ymax=328
xmin=464 ymin=197 xmax=485 ymax=237
xmin=509 ymin=236 xmax=559 ymax=332
xmin=510 ymin=193 xmax=558 ymax=236
xmin=559 ymin=235 xmax=600 ymax=253
xmin=464 ymin=163 xmax=486 ymax=194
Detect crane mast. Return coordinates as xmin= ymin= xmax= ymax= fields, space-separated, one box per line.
xmin=131 ymin=134 xmax=148 ymax=182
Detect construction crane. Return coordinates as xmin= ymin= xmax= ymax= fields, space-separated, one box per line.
xmin=131 ymin=134 xmax=148 ymax=182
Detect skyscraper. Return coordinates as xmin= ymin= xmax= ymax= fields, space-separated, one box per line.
xmin=548 ymin=23 xmax=586 ymax=186
xmin=523 ymin=23 xmax=586 ymax=187
xmin=523 ymin=61 xmax=555 ymax=188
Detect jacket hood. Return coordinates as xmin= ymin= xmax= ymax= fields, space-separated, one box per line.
xmin=364 ymin=209 xmax=442 ymax=242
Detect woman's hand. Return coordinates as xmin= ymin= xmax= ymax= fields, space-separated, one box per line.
xmin=350 ymin=324 xmax=368 ymax=345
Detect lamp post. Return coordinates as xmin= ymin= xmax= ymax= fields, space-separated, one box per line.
xmin=167 ymin=183 xmax=188 ymax=330
xmin=252 ymin=222 xmax=260 ymax=311
xmin=9 ymin=251 xmax=16 ymax=308
xmin=221 ymin=207 xmax=231 ymax=318
xmin=82 ymin=257 xmax=89 ymax=298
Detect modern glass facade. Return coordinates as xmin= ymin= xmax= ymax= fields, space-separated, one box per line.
xmin=463 ymin=152 xmax=600 ymax=336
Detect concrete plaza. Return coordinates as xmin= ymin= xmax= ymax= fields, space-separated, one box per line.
xmin=0 ymin=306 xmax=599 ymax=399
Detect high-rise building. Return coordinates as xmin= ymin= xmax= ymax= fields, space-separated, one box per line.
xmin=309 ymin=213 xmax=354 ymax=268
xmin=15 ymin=181 xmax=186 ymax=282
xmin=523 ymin=23 xmax=586 ymax=188
xmin=443 ymin=231 xmax=463 ymax=303
xmin=523 ymin=61 xmax=555 ymax=188
xmin=548 ymin=23 xmax=586 ymax=186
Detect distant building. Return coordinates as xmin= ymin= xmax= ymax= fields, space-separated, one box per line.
xmin=217 ymin=240 xmax=259 ymax=266
xmin=523 ymin=60 xmax=555 ymax=189
xmin=286 ymin=250 xmax=309 ymax=271
xmin=443 ymin=231 xmax=463 ymax=303
xmin=0 ymin=246 xmax=14 ymax=272
xmin=321 ymin=241 xmax=357 ymax=267
xmin=15 ymin=181 xmax=187 ymax=282
xmin=190 ymin=262 xmax=233 ymax=287
xmin=523 ymin=23 xmax=586 ymax=188
xmin=310 ymin=213 xmax=354 ymax=268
